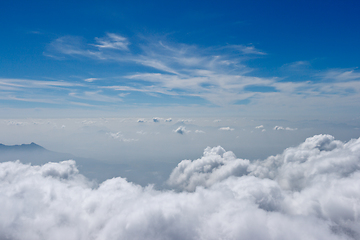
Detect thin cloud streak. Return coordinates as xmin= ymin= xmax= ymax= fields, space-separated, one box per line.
xmin=0 ymin=33 xmax=356 ymax=115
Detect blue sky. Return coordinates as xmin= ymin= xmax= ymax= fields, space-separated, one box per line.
xmin=1 ymin=0 xmax=360 ymax=119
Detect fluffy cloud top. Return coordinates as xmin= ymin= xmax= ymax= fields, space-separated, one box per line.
xmin=173 ymin=126 xmax=189 ymax=135
xmin=1 ymin=134 xmax=360 ymax=239
xmin=167 ymin=146 xmax=250 ymax=191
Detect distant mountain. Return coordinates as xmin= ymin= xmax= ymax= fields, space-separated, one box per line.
xmin=0 ymin=142 xmax=74 ymax=164
xmin=0 ymin=142 xmax=129 ymax=184
xmin=0 ymin=142 xmax=175 ymax=188
xmin=0 ymin=142 xmax=46 ymax=152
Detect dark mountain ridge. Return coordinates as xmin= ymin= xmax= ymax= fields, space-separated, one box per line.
xmin=0 ymin=142 xmax=46 ymax=152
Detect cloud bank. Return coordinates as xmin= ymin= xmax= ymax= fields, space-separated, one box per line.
xmin=1 ymin=134 xmax=360 ymax=239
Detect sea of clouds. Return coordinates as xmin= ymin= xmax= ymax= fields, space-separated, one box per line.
xmin=1 ymin=134 xmax=359 ymax=240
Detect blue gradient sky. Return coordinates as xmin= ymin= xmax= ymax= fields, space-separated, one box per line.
xmin=1 ymin=0 xmax=360 ymax=120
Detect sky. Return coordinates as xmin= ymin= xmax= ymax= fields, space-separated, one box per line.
xmin=0 ymin=0 xmax=360 ymax=120
xmin=1 ymin=1 xmax=360 ymax=239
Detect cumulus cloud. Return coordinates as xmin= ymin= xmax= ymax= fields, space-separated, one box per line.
xmin=107 ymin=132 xmax=138 ymax=142
xmin=255 ymin=125 xmax=264 ymax=129
xmin=153 ymin=117 xmax=160 ymax=123
xmin=273 ymin=126 xmax=297 ymax=131
xmin=1 ymin=134 xmax=360 ymax=239
xmin=167 ymin=146 xmax=249 ymax=191
xmin=165 ymin=118 xmax=172 ymax=122
xmin=166 ymin=134 xmax=360 ymax=238
xmin=173 ymin=126 xmax=189 ymax=135
xmin=219 ymin=127 xmax=234 ymax=131
xmin=137 ymin=119 xmax=145 ymax=123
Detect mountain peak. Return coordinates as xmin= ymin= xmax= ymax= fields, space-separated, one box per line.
xmin=0 ymin=142 xmax=46 ymax=151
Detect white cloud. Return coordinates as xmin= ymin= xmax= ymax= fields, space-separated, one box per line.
xmin=137 ymin=119 xmax=145 ymax=123
xmin=43 ymin=35 xmax=278 ymax=106
xmin=69 ymin=91 xmax=124 ymax=103
xmin=165 ymin=118 xmax=172 ymax=122
xmin=219 ymin=127 xmax=234 ymax=131
xmin=136 ymin=130 xmax=147 ymax=135
xmin=153 ymin=117 xmax=160 ymax=122
xmin=0 ymin=78 xmax=82 ymax=89
xmin=122 ymin=138 xmax=139 ymax=142
xmin=38 ymin=34 xmax=360 ymax=118
xmin=321 ymin=69 xmax=360 ymax=82
xmin=82 ymin=120 xmax=96 ymax=125
xmin=173 ymin=126 xmax=189 ymax=135
xmin=93 ymin=33 xmax=130 ymax=51
xmin=177 ymin=119 xmax=193 ymax=124
xmin=84 ymin=78 xmax=101 ymax=82
xmin=195 ymin=130 xmax=205 ymax=133
xmin=255 ymin=125 xmax=264 ymax=129
xmin=107 ymin=131 xmax=138 ymax=142
xmin=227 ymin=45 xmax=267 ymax=55
xmin=107 ymin=131 xmax=123 ymax=139
xmin=45 ymin=36 xmax=103 ymax=59
xmin=1 ymin=134 xmax=360 ymax=239
xmin=273 ymin=126 xmax=297 ymax=131
xmin=167 ymin=146 xmax=250 ymax=191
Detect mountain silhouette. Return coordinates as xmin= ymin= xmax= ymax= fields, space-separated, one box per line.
xmin=0 ymin=142 xmax=46 ymax=152
xmin=0 ymin=142 xmax=129 ymax=183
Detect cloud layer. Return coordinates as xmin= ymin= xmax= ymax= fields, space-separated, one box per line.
xmin=1 ymin=134 xmax=360 ymax=239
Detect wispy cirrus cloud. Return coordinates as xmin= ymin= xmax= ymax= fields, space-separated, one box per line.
xmin=18 ymin=33 xmax=358 ymax=115
xmin=320 ymin=69 xmax=360 ymax=82
xmin=224 ymin=44 xmax=267 ymax=55
xmin=84 ymin=78 xmax=102 ymax=82
xmin=0 ymin=78 xmax=122 ymax=106
xmin=69 ymin=91 xmax=124 ymax=103
xmin=0 ymin=78 xmax=83 ymax=89
xmin=93 ymin=33 xmax=130 ymax=50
